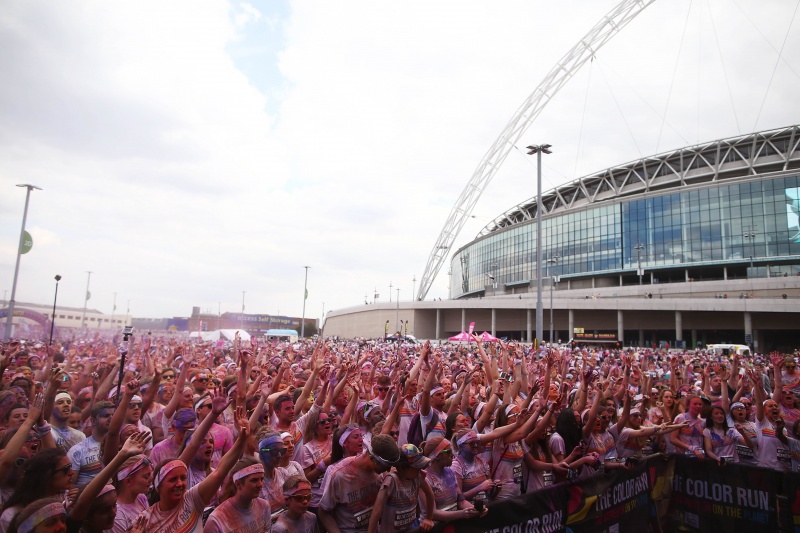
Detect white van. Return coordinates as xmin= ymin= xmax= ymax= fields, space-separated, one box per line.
xmin=706 ymin=344 xmax=751 ymax=358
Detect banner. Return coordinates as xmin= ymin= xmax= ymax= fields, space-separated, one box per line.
xmin=428 ymin=482 xmax=567 ymax=533
xmin=667 ymin=455 xmax=779 ymax=532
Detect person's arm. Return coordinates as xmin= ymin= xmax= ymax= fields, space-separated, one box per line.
xmin=416 ymin=478 xmax=438 ymax=529
xmin=93 ymin=362 xmax=120 ymax=403
xmin=448 ymin=372 xmax=473 ymax=416
xmin=703 ymin=431 xmax=720 ymax=463
xmin=367 ymin=478 xmax=390 ymax=533
xmin=614 ymin=391 xmax=632 ymax=435
xmin=408 ymin=342 xmax=429 ymax=383
xmin=179 ymin=390 xmax=230 ymax=465
xmin=733 ymin=423 xmax=756 ymax=449
xmin=163 ymin=364 xmax=189 ymax=420
xmin=294 ymin=349 xmax=322 ymax=417
xmin=503 ymin=405 xmax=542 ymax=444
xmin=728 ymin=355 xmax=740 ymax=392
xmin=103 ymin=378 xmax=139 ymax=465
xmin=772 ymin=356 xmax=784 ymax=403
xmin=749 ymin=368 xmax=766 ymax=423
xmin=140 ymin=362 xmax=162 ymax=415
xmin=524 ymin=403 xmax=557 ymax=446
xmin=669 ymin=420 xmax=691 ymax=453
xmin=69 ymin=432 xmax=150 ymax=521
xmin=381 ymin=384 xmax=403 ymax=435
xmin=340 ymin=383 xmax=360 ymax=425
xmin=721 ymin=372 xmax=731 ymax=413
xmin=583 ymin=385 xmax=603 ymax=441
xmin=323 ymin=363 xmax=351 ymax=413
xmin=476 ymin=379 xmax=503 ymax=433
xmin=420 ymin=356 xmax=439 ymax=417
xmin=196 ymin=407 xmax=248 ymax=506
xmin=318 ymin=508 xmax=342 ymax=533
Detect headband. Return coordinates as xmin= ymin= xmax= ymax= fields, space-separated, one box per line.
xmin=258 ymin=435 xmax=284 ymax=450
xmin=731 ymin=402 xmax=746 ymax=410
xmin=365 ymin=440 xmax=396 ymax=467
xmin=363 ymin=403 xmax=379 ymax=418
xmin=284 ymin=482 xmax=312 ymax=497
xmin=279 ymin=432 xmax=292 ymax=440
xmin=117 ymin=456 xmax=150 ymax=481
xmin=98 ymin=484 xmax=116 ymax=497
xmin=428 ymin=439 xmax=452 ymax=460
xmin=505 ymin=404 xmax=519 ymax=416
xmin=194 ymin=396 xmax=210 ymax=411
xmin=339 ymin=426 xmax=359 ymax=447
xmin=55 ymin=392 xmax=72 ymax=403
xmin=430 ymin=386 xmax=444 ymax=396
xmin=155 ymin=460 xmax=186 ymax=489
xmin=456 ymin=430 xmax=480 ymax=446
xmin=131 ymin=395 xmax=142 ymax=403
xmin=233 ymin=463 xmax=264 ymax=483
xmin=474 ymin=402 xmax=486 ymax=420
xmin=18 ymin=502 xmax=66 ymax=533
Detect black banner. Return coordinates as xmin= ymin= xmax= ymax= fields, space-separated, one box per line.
xmin=413 ymin=456 xmax=799 ymax=533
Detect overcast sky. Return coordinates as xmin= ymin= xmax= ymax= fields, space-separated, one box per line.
xmin=1 ymin=0 xmax=799 ymax=324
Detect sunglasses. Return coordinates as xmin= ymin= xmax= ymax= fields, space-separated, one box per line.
xmin=162 ymin=375 xmax=175 ymax=380
xmin=129 ymin=402 xmax=142 ymax=409
xmin=199 ymin=404 xmax=212 ymax=410
xmin=599 ymin=415 xmax=611 ymax=421
xmin=389 ymin=431 xmax=400 ymax=437
xmin=466 ymin=441 xmax=480 ymax=448
xmin=318 ymin=419 xmax=331 ymax=425
xmin=290 ymin=494 xmax=312 ymax=503
xmin=259 ymin=447 xmax=287 ymax=456
xmin=127 ymin=457 xmax=153 ymax=477
xmin=55 ymin=464 xmax=73 ymax=476
xmin=195 ymin=378 xmax=208 ymax=383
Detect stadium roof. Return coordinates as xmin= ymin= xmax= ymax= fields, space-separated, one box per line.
xmin=478 ymin=125 xmax=800 ymax=238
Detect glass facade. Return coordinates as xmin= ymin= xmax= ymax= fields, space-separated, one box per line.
xmin=451 ymin=173 xmax=800 ymax=298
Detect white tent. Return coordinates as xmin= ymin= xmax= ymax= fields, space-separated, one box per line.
xmin=189 ymin=329 xmax=251 ymax=342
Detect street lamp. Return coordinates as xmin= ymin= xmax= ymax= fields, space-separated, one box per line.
xmin=547 ymin=255 xmax=560 ymax=343
xmin=634 ymin=242 xmax=645 ymax=285
xmin=301 ymin=266 xmax=310 ymax=338
xmin=526 ymin=144 xmax=552 ymax=345
xmin=241 ymin=291 xmax=246 ymax=332
xmin=395 ymin=288 xmax=400 ymax=333
xmin=80 ymin=271 xmax=93 ymax=331
xmin=4 ymin=184 xmax=42 ymax=341
xmin=412 ymin=275 xmax=416 ymax=302
xmin=389 ymin=282 xmax=393 ymax=303
xmin=49 ymin=275 xmax=62 ymax=345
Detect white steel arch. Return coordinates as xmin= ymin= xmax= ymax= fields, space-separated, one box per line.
xmin=417 ymin=0 xmax=657 ymax=301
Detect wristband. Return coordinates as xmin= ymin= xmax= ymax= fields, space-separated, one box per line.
xmin=317 ymin=460 xmax=328 ymax=472
xmin=35 ymin=422 xmax=52 ymax=437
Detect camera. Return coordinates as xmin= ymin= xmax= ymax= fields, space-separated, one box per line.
xmin=122 ymin=326 xmax=134 ymax=341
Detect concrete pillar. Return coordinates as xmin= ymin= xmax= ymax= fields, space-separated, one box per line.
xmin=685 ymin=270 xmax=690 ymax=282
xmin=617 ymin=310 xmax=624 ymax=343
xmin=639 ymin=329 xmax=645 ymax=347
xmin=723 ymin=267 xmax=728 ymax=281
xmin=491 ymin=308 xmax=496 ymax=337
xmin=435 ymin=309 xmax=441 ymax=341
xmin=461 ymin=308 xmax=466 ymax=333
xmin=691 ymin=329 xmax=697 ymax=349
xmin=675 ymin=311 xmax=683 ymax=342
xmin=619 ymin=274 xmax=623 ymax=287
xmin=526 ymin=309 xmax=532 ymax=344
xmin=744 ymin=312 xmax=753 ymax=343
xmin=568 ymin=309 xmax=575 ymax=340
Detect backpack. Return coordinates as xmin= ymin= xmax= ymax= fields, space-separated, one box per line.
xmin=406 ymin=409 xmax=439 ymax=447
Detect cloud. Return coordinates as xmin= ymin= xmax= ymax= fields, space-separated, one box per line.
xmin=0 ymin=0 xmax=798 ymax=325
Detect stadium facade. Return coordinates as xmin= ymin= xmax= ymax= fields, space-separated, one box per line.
xmin=325 ymin=126 xmax=800 ymax=351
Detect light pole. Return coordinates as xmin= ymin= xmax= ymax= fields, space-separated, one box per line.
xmin=3 ymin=184 xmax=41 ymax=341
xmin=49 ymin=275 xmax=62 ymax=345
xmin=744 ymin=228 xmax=756 ymax=270
xmin=526 ymin=144 xmax=552 ymax=345
xmin=396 ymin=288 xmax=400 ymax=334
xmin=80 ymin=271 xmax=93 ymax=331
xmin=240 ymin=291 xmax=246 ymax=332
xmin=547 ymin=255 xmax=560 ymax=344
xmin=412 ymin=275 xmax=416 ymax=302
xmin=389 ymin=282 xmax=393 ymax=303
xmin=111 ymin=292 xmax=117 ymax=331
xmin=300 ymin=266 xmax=310 ymax=338
xmin=634 ymin=242 xmax=645 ymax=285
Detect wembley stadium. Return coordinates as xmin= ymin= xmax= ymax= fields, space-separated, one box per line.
xmin=324 ymin=126 xmax=800 ymax=350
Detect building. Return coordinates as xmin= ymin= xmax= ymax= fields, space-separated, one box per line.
xmin=324 ymin=126 xmax=800 ymax=351
xmin=0 ymin=300 xmax=130 ymax=338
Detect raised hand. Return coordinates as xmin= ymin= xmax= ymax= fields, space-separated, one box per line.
xmin=121 ymin=431 xmax=151 ymax=457
xmin=28 ymin=393 xmax=44 ymax=422
xmin=211 ymin=388 xmax=232 ymax=415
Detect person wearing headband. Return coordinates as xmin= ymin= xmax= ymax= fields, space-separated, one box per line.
xmin=50 ymin=391 xmax=84 ymax=452
xmin=318 ymin=434 xmax=400 ymax=533
xmin=256 ymin=430 xmax=290 ymax=517
xmin=300 ymin=406 xmax=334 ymax=515
xmin=273 ymin=475 xmax=317 ymax=532
xmin=451 ymin=428 xmax=499 ymax=502
xmin=138 ymin=409 xmax=249 ymax=532
xmin=193 ymin=392 xmax=234 ymax=469
xmin=418 ymin=358 xmax=447 ymax=442
xmin=205 ymin=457 xmax=270 ymax=533
xmin=150 ymin=408 xmax=197 ymax=466
xmin=419 ymin=436 xmax=484 ymax=524
xmin=66 ymin=432 xmax=150 ymax=533
xmin=369 ymin=443 xmax=436 ymax=533
xmin=10 ymin=498 xmax=65 ymax=533
xmin=113 ymin=454 xmax=153 ymax=533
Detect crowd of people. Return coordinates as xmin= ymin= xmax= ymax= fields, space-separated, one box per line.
xmin=0 ymin=331 xmax=797 ymax=532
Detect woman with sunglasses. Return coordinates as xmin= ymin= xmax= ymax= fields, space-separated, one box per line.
xmin=256 ymin=430 xmax=291 ymax=519
xmin=138 ymin=411 xmax=249 ymax=533
xmin=0 ymin=447 xmax=73 ymax=531
xmin=747 ymin=367 xmax=793 ymax=471
xmin=273 ymin=475 xmax=318 ymax=533
xmin=318 ymin=434 xmax=400 ymax=533
xmin=301 ymin=408 xmax=333 ymax=515
xmin=451 ymin=429 xmax=499 ymax=502
xmin=205 ymin=457 xmax=270 ymax=533
xmin=772 ymin=357 xmax=800 ymax=430
xmin=582 ymin=384 xmax=632 ymax=471
xmin=112 ymin=452 xmax=153 ymax=533
xmin=175 ymin=391 xmax=232 ymax=491
xmin=420 ymin=436 xmax=483 ymax=522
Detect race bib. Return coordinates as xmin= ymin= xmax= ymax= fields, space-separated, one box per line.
xmin=736 ymin=445 xmax=754 ymax=460
xmin=513 ymin=464 xmax=523 ymax=484
xmin=394 ymin=508 xmax=417 ymax=527
xmin=441 ymin=503 xmax=458 ymax=512
xmin=354 ymin=507 xmax=373 ymax=526
xmin=777 ymin=447 xmax=791 ymax=465
xmin=542 ymin=471 xmax=554 ymax=487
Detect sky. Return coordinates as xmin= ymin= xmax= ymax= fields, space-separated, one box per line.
xmin=1 ymin=0 xmax=799 ymax=325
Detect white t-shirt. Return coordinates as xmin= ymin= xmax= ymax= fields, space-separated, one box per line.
xmin=137 ymin=485 xmax=205 ymax=533
xmin=205 ymin=496 xmax=272 ymax=533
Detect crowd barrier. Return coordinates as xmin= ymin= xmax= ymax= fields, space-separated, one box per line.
xmin=419 ymin=454 xmax=800 ymax=533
